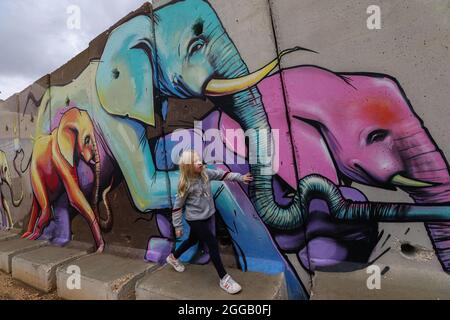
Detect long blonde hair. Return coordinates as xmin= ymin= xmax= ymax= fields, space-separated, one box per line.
xmin=178 ymin=150 xmax=209 ymax=198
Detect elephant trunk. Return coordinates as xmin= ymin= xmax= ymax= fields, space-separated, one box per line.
xmin=395 ymin=127 xmax=450 ymax=203
xmin=209 ymin=41 xmax=324 ymax=230
xmin=394 ymin=126 xmax=450 ymax=272
xmin=91 ymin=140 xmax=113 ymax=232
xmin=301 ymin=175 xmax=450 ymax=224
xmin=211 ymin=79 xmax=309 ymax=230
xmin=5 ymin=176 xmax=23 ymax=208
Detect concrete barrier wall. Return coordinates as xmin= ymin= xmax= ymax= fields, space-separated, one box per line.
xmin=0 ymin=0 xmax=449 ymax=299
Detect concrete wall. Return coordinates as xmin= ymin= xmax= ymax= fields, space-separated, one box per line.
xmin=0 ymin=0 xmax=449 ymax=299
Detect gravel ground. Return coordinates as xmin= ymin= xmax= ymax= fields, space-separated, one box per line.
xmin=0 ymin=271 xmax=60 ymax=300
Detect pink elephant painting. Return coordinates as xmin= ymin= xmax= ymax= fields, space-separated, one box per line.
xmin=220 ymin=65 xmax=450 ymax=273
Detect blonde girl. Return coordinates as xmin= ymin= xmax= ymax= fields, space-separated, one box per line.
xmin=166 ymin=150 xmax=253 ymax=294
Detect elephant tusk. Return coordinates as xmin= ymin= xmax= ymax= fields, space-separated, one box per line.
xmin=390 ymin=174 xmax=434 ymax=188
xmin=205 ymin=46 xmax=315 ymax=96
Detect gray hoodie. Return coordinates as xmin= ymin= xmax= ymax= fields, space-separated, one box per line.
xmin=171 ymin=168 xmax=245 ymax=231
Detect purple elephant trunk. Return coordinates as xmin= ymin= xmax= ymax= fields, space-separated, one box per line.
xmin=397 ymin=128 xmax=450 ymax=202
xmin=396 ymin=126 xmax=450 ymax=271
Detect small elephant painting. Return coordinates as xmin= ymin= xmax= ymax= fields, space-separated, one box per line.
xmin=0 ymin=150 xmax=23 ymax=229
xmin=21 ymin=108 xmax=113 ymax=253
xmin=1 ymin=0 xmax=449 ymax=300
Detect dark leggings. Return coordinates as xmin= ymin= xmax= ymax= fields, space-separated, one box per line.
xmin=173 ymin=217 xmax=227 ymax=279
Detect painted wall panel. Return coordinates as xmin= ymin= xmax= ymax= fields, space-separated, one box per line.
xmin=1 ymin=0 xmax=449 ymax=299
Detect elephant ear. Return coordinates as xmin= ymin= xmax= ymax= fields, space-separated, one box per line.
xmin=96 ymin=16 xmax=155 ymax=127
xmin=57 ymin=122 xmax=77 ymax=168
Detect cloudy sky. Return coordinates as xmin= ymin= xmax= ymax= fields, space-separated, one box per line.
xmin=0 ymin=0 xmax=151 ymax=100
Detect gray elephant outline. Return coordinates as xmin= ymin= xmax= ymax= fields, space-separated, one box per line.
xmin=0 ymin=150 xmax=24 ymax=230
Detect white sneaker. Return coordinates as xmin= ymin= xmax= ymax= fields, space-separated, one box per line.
xmin=219 ymin=274 xmax=242 ymax=294
xmin=166 ymin=253 xmax=185 ymax=272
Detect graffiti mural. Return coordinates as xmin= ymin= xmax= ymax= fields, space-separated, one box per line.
xmin=0 ymin=0 xmax=449 ymax=300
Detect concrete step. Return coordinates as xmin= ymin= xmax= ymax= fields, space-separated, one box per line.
xmin=0 ymin=229 xmax=21 ymax=241
xmin=0 ymin=238 xmax=48 ymax=273
xmin=310 ymin=244 xmax=450 ymax=300
xmin=135 ymin=264 xmax=287 ymax=300
xmin=56 ymin=253 xmax=157 ymax=300
xmin=12 ymin=242 xmax=93 ymax=292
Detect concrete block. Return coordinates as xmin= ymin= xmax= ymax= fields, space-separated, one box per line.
xmin=56 ymin=253 xmax=157 ymax=300
xmin=135 ymin=264 xmax=287 ymax=300
xmin=64 ymin=240 xmax=95 ymax=253
xmin=12 ymin=245 xmax=90 ymax=292
xmin=104 ymin=243 xmax=147 ymax=260
xmin=0 ymin=229 xmax=21 ymax=241
xmin=310 ymin=246 xmax=450 ymax=300
xmin=0 ymin=239 xmax=48 ymax=273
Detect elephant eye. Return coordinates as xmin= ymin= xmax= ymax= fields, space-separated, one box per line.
xmin=367 ymin=129 xmax=389 ymax=145
xmin=112 ymin=68 xmax=120 ymax=79
xmin=188 ymin=38 xmax=206 ymax=56
xmin=193 ymin=43 xmax=203 ymax=51
xmin=84 ymin=136 xmax=91 ymax=145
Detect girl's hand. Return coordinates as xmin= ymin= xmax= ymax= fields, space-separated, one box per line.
xmin=242 ymin=173 xmax=254 ymax=184
xmin=175 ymin=228 xmax=184 ymax=238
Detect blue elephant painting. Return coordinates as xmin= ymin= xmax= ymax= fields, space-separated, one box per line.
xmin=3 ymin=0 xmax=450 ymax=301
xmin=18 ymin=0 xmax=310 ymax=299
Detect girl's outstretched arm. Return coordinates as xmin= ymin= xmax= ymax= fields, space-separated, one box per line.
xmin=205 ymin=168 xmax=246 ymax=182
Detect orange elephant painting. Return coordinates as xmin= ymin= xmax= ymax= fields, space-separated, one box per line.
xmin=21 ymin=108 xmax=112 ymax=252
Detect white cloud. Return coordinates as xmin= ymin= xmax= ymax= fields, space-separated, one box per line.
xmin=0 ymin=75 xmax=35 ymax=100
xmin=0 ymin=0 xmax=147 ymax=100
